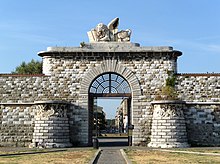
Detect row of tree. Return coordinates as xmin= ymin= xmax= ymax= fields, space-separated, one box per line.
xmin=12 ymin=59 xmax=42 ymax=74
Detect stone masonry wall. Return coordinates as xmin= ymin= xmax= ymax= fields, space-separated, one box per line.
xmin=0 ymin=48 xmax=178 ymax=146
xmin=0 ymin=104 xmax=35 ymax=146
xmin=0 ymin=75 xmax=49 ymax=103
xmin=176 ymin=74 xmax=220 ymax=146
xmin=43 ymin=52 xmax=177 ymax=102
xmin=177 ymin=74 xmax=220 ymax=102
xmin=184 ymin=103 xmax=220 ymax=146
xmin=4 ymin=44 xmax=220 ymax=147
xmin=40 ymin=51 xmax=178 ymax=145
xmin=0 ymin=74 xmax=86 ymax=146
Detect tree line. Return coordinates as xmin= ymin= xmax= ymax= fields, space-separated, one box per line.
xmin=12 ymin=59 xmax=42 ymax=74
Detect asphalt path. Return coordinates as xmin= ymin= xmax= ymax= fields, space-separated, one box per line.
xmin=95 ymin=138 xmax=128 ymax=164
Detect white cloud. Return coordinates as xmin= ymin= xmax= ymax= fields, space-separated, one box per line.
xmin=207 ymin=44 xmax=220 ymax=53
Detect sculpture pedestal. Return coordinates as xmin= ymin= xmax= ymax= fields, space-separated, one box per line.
xmin=31 ymin=101 xmax=72 ymax=148
xmin=148 ymin=100 xmax=189 ymax=148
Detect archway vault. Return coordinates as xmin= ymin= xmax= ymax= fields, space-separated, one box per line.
xmin=79 ymin=59 xmax=142 ymax=145
xmin=80 ymin=59 xmax=141 ymax=97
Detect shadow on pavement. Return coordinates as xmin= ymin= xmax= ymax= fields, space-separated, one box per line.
xmin=98 ymin=137 xmax=129 ymax=147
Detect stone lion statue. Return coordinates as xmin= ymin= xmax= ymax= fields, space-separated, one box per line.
xmin=95 ymin=23 xmax=111 ymax=41
xmin=116 ymin=29 xmax=132 ymax=42
xmin=87 ymin=17 xmax=132 ymax=42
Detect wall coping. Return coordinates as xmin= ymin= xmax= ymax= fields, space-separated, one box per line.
xmin=151 ymin=100 xmax=220 ymax=105
xmin=185 ymin=102 xmax=220 ymax=105
xmin=1 ymin=101 xmax=220 ymax=106
xmin=177 ymin=73 xmax=220 ymax=77
xmin=0 ymin=100 xmax=71 ymax=105
xmin=0 ymin=102 xmax=34 ymax=105
xmin=0 ymin=74 xmax=46 ymax=77
xmin=34 ymin=100 xmax=70 ymax=104
xmin=151 ymin=100 xmax=186 ymax=104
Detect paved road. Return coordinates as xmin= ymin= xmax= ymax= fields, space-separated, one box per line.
xmin=95 ymin=138 xmax=128 ymax=164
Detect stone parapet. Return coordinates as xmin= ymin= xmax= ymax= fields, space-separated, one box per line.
xmin=177 ymin=74 xmax=220 ymax=102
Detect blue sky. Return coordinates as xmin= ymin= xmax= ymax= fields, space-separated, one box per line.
xmin=1 ymin=1 xmax=220 ymax=118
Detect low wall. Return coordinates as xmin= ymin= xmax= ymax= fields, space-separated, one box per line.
xmin=177 ymin=74 xmax=220 ymax=101
xmin=184 ymin=102 xmax=220 ymax=146
xmin=0 ymin=103 xmax=35 ymax=146
xmin=0 ymin=101 xmax=83 ymax=147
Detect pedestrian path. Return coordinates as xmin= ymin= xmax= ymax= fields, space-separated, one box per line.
xmin=96 ymin=149 xmax=126 ymax=164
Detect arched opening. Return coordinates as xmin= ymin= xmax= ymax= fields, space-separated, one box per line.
xmin=88 ymin=72 xmax=132 ymax=147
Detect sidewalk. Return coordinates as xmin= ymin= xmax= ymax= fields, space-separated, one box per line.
xmin=96 ymin=149 xmax=126 ymax=164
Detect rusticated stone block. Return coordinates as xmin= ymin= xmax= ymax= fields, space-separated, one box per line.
xmin=148 ymin=101 xmax=189 ymax=148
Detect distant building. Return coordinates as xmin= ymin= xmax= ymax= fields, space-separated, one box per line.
xmin=106 ymin=119 xmax=116 ymax=133
xmin=93 ymin=105 xmax=107 ymax=135
xmin=115 ymin=99 xmax=128 ymax=133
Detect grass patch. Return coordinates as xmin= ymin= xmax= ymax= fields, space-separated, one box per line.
xmin=0 ymin=149 xmax=95 ymax=164
xmin=173 ymin=148 xmax=220 ymax=154
xmin=0 ymin=148 xmax=49 ymax=155
xmin=126 ymin=149 xmax=220 ymax=164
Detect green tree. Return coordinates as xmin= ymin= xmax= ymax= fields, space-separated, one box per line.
xmin=12 ymin=59 xmax=42 ymax=74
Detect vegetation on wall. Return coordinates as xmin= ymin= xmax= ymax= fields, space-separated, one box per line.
xmin=12 ymin=59 xmax=42 ymax=74
xmin=155 ymin=70 xmax=178 ymax=100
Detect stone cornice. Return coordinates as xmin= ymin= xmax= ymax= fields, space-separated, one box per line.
xmin=38 ymin=43 xmax=182 ymax=57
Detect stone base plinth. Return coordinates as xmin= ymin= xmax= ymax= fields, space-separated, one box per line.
xmin=32 ymin=116 xmax=72 ymax=148
xmin=148 ymin=100 xmax=189 ymax=148
xmin=148 ymin=142 xmax=189 ymax=148
xmin=29 ymin=142 xmax=72 ymax=148
xmin=32 ymin=102 xmax=72 ymax=148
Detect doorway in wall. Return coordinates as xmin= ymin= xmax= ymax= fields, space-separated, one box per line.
xmin=88 ymin=72 xmax=132 ymax=147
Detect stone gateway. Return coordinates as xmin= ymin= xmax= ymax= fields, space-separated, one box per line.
xmin=1 ymin=18 xmax=220 ymax=148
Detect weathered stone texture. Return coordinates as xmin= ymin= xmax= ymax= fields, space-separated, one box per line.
xmin=1 ymin=43 xmax=220 ymax=147
xmin=0 ymin=104 xmax=35 ymax=146
xmin=33 ymin=117 xmax=72 ymax=148
xmin=148 ymin=101 xmax=189 ymax=148
xmin=1 ymin=48 xmax=177 ymax=146
xmin=177 ymin=74 xmax=220 ymax=102
xmin=184 ymin=103 xmax=220 ymax=146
